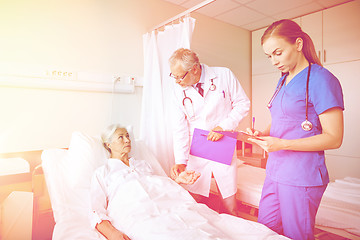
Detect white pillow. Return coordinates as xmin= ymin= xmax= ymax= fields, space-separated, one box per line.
xmin=66 ymin=126 xmax=137 ymax=188
xmin=67 ymin=132 xmax=109 ymax=189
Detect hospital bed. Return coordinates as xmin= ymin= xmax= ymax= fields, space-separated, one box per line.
xmin=211 ymin=162 xmax=360 ymax=240
xmin=39 ymin=130 xmax=289 ymax=240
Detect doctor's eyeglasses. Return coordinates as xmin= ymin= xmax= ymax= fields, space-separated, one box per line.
xmin=169 ymin=71 xmax=188 ymax=81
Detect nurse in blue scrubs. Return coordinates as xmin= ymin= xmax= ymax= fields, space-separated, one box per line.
xmin=248 ymin=19 xmax=344 ymax=240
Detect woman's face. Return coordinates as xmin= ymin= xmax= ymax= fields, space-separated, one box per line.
xmin=262 ymin=36 xmax=302 ymax=73
xmin=108 ymin=128 xmax=131 ymax=155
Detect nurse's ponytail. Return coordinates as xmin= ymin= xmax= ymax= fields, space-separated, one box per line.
xmin=261 ymin=19 xmax=322 ymax=67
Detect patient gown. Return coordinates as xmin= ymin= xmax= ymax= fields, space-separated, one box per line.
xmin=90 ymin=158 xmax=286 ymax=240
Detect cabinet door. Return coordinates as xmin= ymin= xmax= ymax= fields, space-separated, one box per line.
xmin=323 ymin=1 xmax=360 ymax=64
xmin=252 ymin=28 xmax=277 ymax=75
xmin=252 ymin=72 xmax=281 ymax=131
xmin=300 ymin=11 xmax=323 ymax=63
xmin=326 ymin=60 xmax=360 ymax=158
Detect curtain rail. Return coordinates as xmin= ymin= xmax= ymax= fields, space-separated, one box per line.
xmin=150 ymin=0 xmax=216 ymax=32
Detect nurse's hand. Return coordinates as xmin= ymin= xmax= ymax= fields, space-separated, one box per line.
xmin=245 ymin=127 xmax=262 ymax=137
xmin=208 ymin=126 xmax=224 ymax=141
xmin=174 ymin=170 xmax=201 ymax=185
xmin=248 ymin=136 xmax=284 ymax=152
xmin=170 ymin=164 xmax=187 ymax=180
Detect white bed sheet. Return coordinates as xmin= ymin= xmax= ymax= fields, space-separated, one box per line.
xmin=41 ymin=132 xmax=288 ymax=240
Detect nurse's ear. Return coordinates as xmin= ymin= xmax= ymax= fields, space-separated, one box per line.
xmin=295 ymin=37 xmax=304 ymax=52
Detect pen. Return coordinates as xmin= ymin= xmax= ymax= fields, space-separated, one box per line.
xmin=252 ymin=117 xmax=255 ymax=132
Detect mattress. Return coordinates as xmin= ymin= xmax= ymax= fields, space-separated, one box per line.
xmin=236 ymin=164 xmax=265 ymax=207
xmin=316 ymin=177 xmax=360 ymax=237
xmin=210 ymin=162 xmax=265 ymax=208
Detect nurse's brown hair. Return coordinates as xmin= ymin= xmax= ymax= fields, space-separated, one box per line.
xmin=261 ymin=19 xmax=322 ymax=67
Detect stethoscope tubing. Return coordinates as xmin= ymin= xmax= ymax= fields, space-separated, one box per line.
xmin=182 ymin=79 xmax=216 ymax=105
xmin=182 ymin=78 xmax=217 ymax=119
xmin=267 ymin=64 xmax=313 ymax=131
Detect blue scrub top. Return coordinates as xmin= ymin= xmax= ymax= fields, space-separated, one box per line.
xmin=267 ymin=64 xmax=344 ymax=187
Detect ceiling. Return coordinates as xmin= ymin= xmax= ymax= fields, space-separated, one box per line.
xmin=161 ymin=0 xmax=353 ymax=31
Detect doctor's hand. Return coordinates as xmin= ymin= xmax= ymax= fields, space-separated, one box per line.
xmin=208 ymin=126 xmax=224 ymax=141
xmin=174 ymin=170 xmax=201 ymax=185
xmin=170 ymin=164 xmax=187 ymax=180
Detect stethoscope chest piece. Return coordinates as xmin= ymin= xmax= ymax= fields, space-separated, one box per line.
xmin=301 ymin=120 xmax=313 ymax=131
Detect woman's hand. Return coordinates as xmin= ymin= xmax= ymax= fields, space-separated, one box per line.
xmin=109 ymin=230 xmax=131 ymax=240
xmin=96 ymin=220 xmax=131 ymax=240
xmin=245 ymin=127 xmax=262 ymax=137
xmin=170 ymin=164 xmax=187 ymax=180
xmin=174 ymin=170 xmax=201 ymax=185
xmin=207 ymin=126 xmax=224 ymax=141
xmin=248 ymin=136 xmax=284 ymax=153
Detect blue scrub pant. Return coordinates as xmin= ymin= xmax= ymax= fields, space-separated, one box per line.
xmin=258 ymin=177 xmax=327 ymax=240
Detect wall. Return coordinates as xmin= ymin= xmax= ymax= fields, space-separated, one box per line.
xmin=191 ymin=12 xmax=251 ymax=130
xmin=0 ymin=0 xmax=251 ymax=153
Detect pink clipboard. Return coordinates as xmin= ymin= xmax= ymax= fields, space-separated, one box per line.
xmin=189 ymin=128 xmax=237 ymax=165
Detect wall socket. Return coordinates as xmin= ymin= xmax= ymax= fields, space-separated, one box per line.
xmin=46 ymin=70 xmax=77 ymax=81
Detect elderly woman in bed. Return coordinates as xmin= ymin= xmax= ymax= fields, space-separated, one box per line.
xmin=91 ymin=124 xmax=200 ymax=240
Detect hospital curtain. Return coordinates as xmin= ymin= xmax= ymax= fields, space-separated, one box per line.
xmin=141 ymin=17 xmax=196 ymax=176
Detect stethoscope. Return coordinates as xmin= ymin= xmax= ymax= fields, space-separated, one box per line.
xmin=267 ymin=63 xmax=313 ymax=131
xmin=182 ymin=79 xmax=216 ymax=119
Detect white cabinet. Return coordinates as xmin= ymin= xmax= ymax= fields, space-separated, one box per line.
xmin=300 ymin=1 xmax=360 ymax=65
xmin=323 ymin=0 xmax=360 ymax=64
xmin=300 ymin=11 xmax=323 ymax=62
xmin=325 ymin=60 xmax=360 ymax=179
xmin=326 ymin=60 xmax=360 ymax=158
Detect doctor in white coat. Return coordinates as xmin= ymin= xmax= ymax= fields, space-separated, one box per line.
xmin=169 ymin=48 xmax=250 ymax=215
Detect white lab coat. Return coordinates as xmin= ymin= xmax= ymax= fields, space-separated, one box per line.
xmin=171 ymin=64 xmax=250 ymax=198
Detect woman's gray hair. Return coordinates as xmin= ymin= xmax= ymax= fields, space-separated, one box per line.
xmin=101 ymin=124 xmax=125 ymax=153
xmin=169 ymin=48 xmax=200 ymax=71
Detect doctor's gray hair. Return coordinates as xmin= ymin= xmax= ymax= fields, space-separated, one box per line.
xmin=169 ymin=48 xmax=200 ymax=71
xmin=101 ymin=124 xmax=125 ymax=153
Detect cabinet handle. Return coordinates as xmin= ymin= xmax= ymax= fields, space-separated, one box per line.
xmin=324 ymin=49 xmax=326 ymax=63
xmin=318 ymin=51 xmax=321 ymax=62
